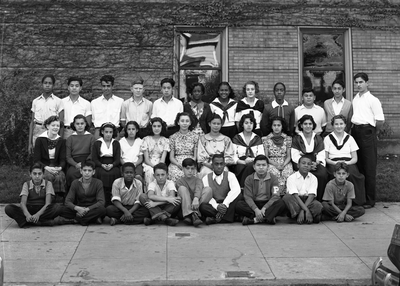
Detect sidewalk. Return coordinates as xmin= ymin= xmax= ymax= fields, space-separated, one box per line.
xmin=1 ymin=203 xmax=399 ymax=286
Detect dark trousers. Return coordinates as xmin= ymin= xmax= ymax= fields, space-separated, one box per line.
xmin=59 ymin=205 xmax=106 ymax=226
xmin=235 ymin=199 xmax=287 ymax=222
xmin=138 ymin=193 xmax=180 ymax=220
xmin=199 ymin=195 xmax=241 ymax=223
xmin=105 ymin=204 xmax=150 ymax=224
xmin=5 ymin=204 xmax=62 ymax=228
xmin=321 ymin=202 xmax=365 ymax=219
xmin=282 ymin=194 xmax=323 ymax=219
xmin=352 ymin=124 xmax=377 ymax=206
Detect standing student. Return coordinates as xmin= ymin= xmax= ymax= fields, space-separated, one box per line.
xmin=283 ymin=156 xmax=323 ymax=224
xmin=62 ymin=76 xmax=92 ymax=139
xmin=236 ymin=155 xmax=287 ymax=225
xmin=120 ymin=76 xmax=153 ymax=138
xmin=351 ymin=72 xmax=385 ymax=209
xmin=91 ymin=75 xmax=124 ymax=139
xmin=261 ymin=82 xmax=295 ymax=136
xmin=210 ymin=82 xmax=237 ymax=138
xmin=106 ymin=162 xmax=150 ymax=226
xmin=323 ymin=79 xmax=352 ymax=136
xmin=235 ymin=81 xmax=264 ymax=136
xmin=5 ymin=163 xmax=61 ymax=228
xmin=294 ymin=88 xmax=327 ymax=135
xmin=199 ymin=154 xmax=241 ymax=224
xmin=151 ymin=78 xmax=183 ymax=138
xmin=29 ymin=74 xmax=64 ymax=152
xmin=139 ymin=163 xmax=181 ymax=226
xmin=58 ymin=160 xmax=106 ymax=226
xmin=321 ymin=162 xmax=365 ymax=222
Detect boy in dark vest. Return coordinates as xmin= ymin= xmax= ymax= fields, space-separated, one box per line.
xmin=199 ymin=154 xmax=241 ymax=224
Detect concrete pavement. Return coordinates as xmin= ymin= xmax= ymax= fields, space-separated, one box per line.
xmin=1 ymin=203 xmax=399 ymax=285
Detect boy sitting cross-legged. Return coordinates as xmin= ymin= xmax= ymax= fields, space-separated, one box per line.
xmin=235 ymin=155 xmax=287 ymax=225
xmin=322 ymin=162 xmax=365 ymax=222
xmin=139 ymin=163 xmax=181 ymax=226
xmin=282 ymin=155 xmax=323 ymax=224
xmin=106 ymin=162 xmax=150 ymax=225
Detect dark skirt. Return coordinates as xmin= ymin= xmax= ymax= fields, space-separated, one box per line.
xmin=95 ymin=157 xmax=121 ymax=188
xmin=66 ymin=155 xmax=88 ymax=187
xmin=234 ymin=162 xmax=255 ymax=187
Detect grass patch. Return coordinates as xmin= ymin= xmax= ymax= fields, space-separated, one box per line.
xmin=0 ymin=158 xmax=399 ymax=203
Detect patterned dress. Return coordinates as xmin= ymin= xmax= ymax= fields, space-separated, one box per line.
xmin=168 ymin=131 xmax=199 ymax=182
xmin=140 ymin=136 xmax=170 ymax=185
xmin=262 ymin=133 xmax=294 ymax=194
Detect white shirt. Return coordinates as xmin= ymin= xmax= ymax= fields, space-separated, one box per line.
xmin=62 ymin=96 xmax=92 ymax=126
xmin=324 ymin=132 xmax=359 ymax=159
xmin=31 ymin=94 xmax=64 ymax=123
xmin=91 ymin=95 xmax=124 ymax=128
xmin=38 ymin=131 xmax=60 ymax=159
xmin=291 ymin=132 xmax=326 ymax=166
xmin=151 ymin=97 xmax=183 ymax=126
xmin=286 ymin=171 xmax=318 ymax=196
xmin=234 ymin=98 xmax=263 ymax=129
xmin=120 ymin=97 xmax=153 ymax=128
xmin=98 ymin=138 xmax=115 ymax=157
xmin=232 ymin=132 xmax=265 ymax=163
xmin=202 ymin=171 xmax=241 ymax=209
xmin=210 ymin=98 xmax=237 ymax=127
xmin=351 ymin=91 xmax=384 ymax=127
xmin=331 ymin=97 xmax=345 ymax=115
xmin=295 ymin=104 xmax=327 ymax=134
xmin=119 ymin=137 xmax=143 ymax=163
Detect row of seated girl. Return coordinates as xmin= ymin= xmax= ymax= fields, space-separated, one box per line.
xmin=33 ymin=108 xmax=366 ymax=207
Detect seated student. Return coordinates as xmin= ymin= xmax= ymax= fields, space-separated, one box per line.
xmin=236 ymin=155 xmax=287 ymax=225
xmin=139 ymin=163 xmax=181 ymax=226
xmin=106 ymin=162 xmax=150 ymax=226
xmin=283 ymin=155 xmax=323 ymax=224
xmin=58 ymin=160 xmax=106 ymax=226
xmin=176 ymin=158 xmax=211 ymax=227
xmin=199 ymin=154 xmax=241 ymax=224
xmin=321 ymin=162 xmax=365 ymax=222
xmin=5 ymin=163 xmax=61 ymax=228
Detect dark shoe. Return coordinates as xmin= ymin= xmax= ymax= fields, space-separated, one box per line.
xmin=242 ymin=217 xmax=254 ymax=226
xmin=265 ymin=217 xmax=276 ymax=225
xmin=205 ymin=217 xmax=217 ymax=225
xmin=183 ymin=216 xmax=192 ymax=225
xmin=313 ymin=214 xmax=322 ymax=224
xmin=363 ymin=204 xmax=373 ymax=209
xmin=110 ymin=218 xmax=120 ymax=226
xmin=36 ymin=220 xmax=55 ymax=226
xmin=144 ymin=218 xmax=153 ymax=226
xmin=54 ymin=217 xmax=76 ymax=225
xmin=192 ymin=213 xmax=203 ymax=227
xmin=165 ymin=218 xmax=179 ymax=226
xmin=96 ymin=217 xmax=103 ymax=225
xmin=321 ymin=214 xmax=333 ymax=221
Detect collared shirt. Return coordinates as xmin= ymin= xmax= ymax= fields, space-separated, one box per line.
xmin=243 ymin=172 xmax=280 ymax=211
xmin=351 ymin=91 xmax=385 ymax=127
xmin=37 ymin=131 xmax=61 ymax=159
xmin=294 ymin=104 xmax=327 ymax=134
xmin=31 ymin=94 xmax=64 ymax=123
xmin=20 ymin=179 xmax=55 ymax=197
xmin=119 ymin=137 xmax=143 ymax=163
xmin=62 ymin=96 xmax=92 ymax=126
xmin=291 ymin=132 xmax=326 ymax=166
xmin=91 ymin=95 xmax=124 ymax=127
xmin=210 ymin=98 xmax=237 ymax=127
xmin=98 ymin=138 xmax=115 ymax=157
xmin=111 ymin=177 xmax=143 ymax=205
xmin=202 ymin=171 xmax=241 ymax=209
xmin=147 ymin=179 xmax=176 ymax=197
xmin=286 ymin=171 xmax=318 ymax=196
xmin=322 ymin=179 xmax=355 ymax=205
xmin=151 ymin=97 xmax=183 ymax=126
xmin=120 ymin=97 xmax=153 ymax=128
xmin=324 ymin=132 xmax=358 ymax=159
xmin=271 ymin=100 xmax=289 ymax=117
xmin=331 ymin=97 xmax=345 ymax=115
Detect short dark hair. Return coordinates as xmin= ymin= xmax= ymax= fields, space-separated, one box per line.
xmin=182 ymin=158 xmax=196 ymax=168
xmin=100 ymin=122 xmax=118 ymax=138
xmin=122 ymin=162 xmax=136 ymax=173
xmin=70 ymin=114 xmax=90 ymax=131
xmin=302 ymin=88 xmax=314 ymax=95
xmin=331 ymin=114 xmax=347 ymax=126
xmin=174 ymin=112 xmax=195 ymax=131
xmin=100 ymin=75 xmax=115 ymax=86
xmin=298 ymin=155 xmax=312 ymax=165
xmin=334 ymin=162 xmax=349 ymax=173
xmin=332 ymin=79 xmax=345 ymax=89
xmin=82 ymin=160 xmax=95 ymax=169
xmin=242 ymin=81 xmax=260 ymax=96
xmin=153 ymin=162 xmax=168 ymax=173
xmin=68 ymin=76 xmax=83 ymax=86
xmin=42 ymin=74 xmax=56 ymax=84
xmin=253 ymin=154 xmax=268 ymax=165
xmin=189 ymin=82 xmax=205 ymax=95
xmin=160 ymin=78 xmax=175 ymax=87
xmin=30 ymin=162 xmax=45 ymax=173
xmin=211 ymin=153 xmax=225 ymax=162
xmin=353 ymin=72 xmax=368 ymax=82
xmin=297 ymin=114 xmax=317 ymax=131
xmin=238 ymin=114 xmax=256 ymax=132
xmin=124 ymin=121 xmax=140 ymax=138
xmin=44 ymin=115 xmax=60 ymax=128
xmin=217 ymin=82 xmax=235 ymax=99
xmin=149 ymin=117 xmax=167 ymax=136
xmin=269 ymin=116 xmax=288 ymax=135
xmin=273 ymin=82 xmax=286 ymax=92
xmin=208 ymin=113 xmax=223 ymax=124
